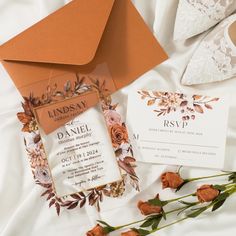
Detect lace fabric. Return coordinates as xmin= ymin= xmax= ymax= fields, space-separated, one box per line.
xmin=174 ymin=0 xmax=236 ymax=40
xmin=182 ymin=14 xmax=236 ymax=85
xmin=187 ymin=0 xmax=235 ymax=21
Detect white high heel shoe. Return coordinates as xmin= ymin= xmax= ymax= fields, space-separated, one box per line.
xmin=174 ymin=0 xmax=236 ymax=41
xmin=181 ymin=14 xmax=236 ymax=85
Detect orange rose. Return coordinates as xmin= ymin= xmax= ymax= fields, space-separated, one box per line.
xmin=137 ymin=195 xmax=162 ymax=216
xmin=109 ymin=124 xmax=129 ymax=148
xmin=121 ymin=230 xmax=139 ymax=236
xmin=86 ymin=224 xmax=107 ymax=236
xmin=161 ymin=172 xmax=184 ymax=189
xmin=196 ymin=185 xmax=220 ymax=203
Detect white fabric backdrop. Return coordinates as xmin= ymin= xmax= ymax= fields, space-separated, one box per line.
xmin=1 ymin=0 xmax=236 ymax=235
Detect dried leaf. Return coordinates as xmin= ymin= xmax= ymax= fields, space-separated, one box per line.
xmin=187 ymin=206 xmax=208 ymax=218
xmin=96 ymin=201 xmax=101 ymax=212
xmin=47 ymin=193 xmax=55 ymax=201
xmin=123 ymin=156 xmax=136 ymax=163
xmin=147 ymin=99 xmax=155 ymax=106
xmin=99 ymin=192 xmax=103 ymax=202
xmin=38 ymin=183 xmax=52 ymax=189
xmin=41 ymin=189 xmax=51 ymax=197
xmin=89 ymin=196 xmax=98 ymax=206
xmin=133 ymin=228 xmax=150 ymax=236
xmin=80 ymin=198 xmax=86 ymax=208
xmin=193 ymin=104 xmax=204 ymax=114
xmin=75 ymin=73 xmax=80 ymax=83
xmin=67 ymin=201 xmax=78 ymax=210
xmin=215 ymin=192 xmax=229 ymax=202
xmin=79 ymin=192 xmax=85 ymax=198
xmin=89 ymin=77 xmax=97 ymax=86
xmin=24 ymin=138 xmax=27 ymax=146
xmin=41 ymin=94 xmax=47 ymax=101
xmin=79 ymin=76 xmax=85 ymax=85
xmin=64 ymin=81 xmax=71 ymax=92
xmin=22 ymin=102 xmax=33 ymax=116
xmin=55 ymin=91 xmax=64 ymax=97
xmin=88 ymin=192 xmax=95 ymax=203
xmin=140 ymin=218 xmax=155 ymax=228
xmin=103 ymin=189 xmax=111 ymax=197
xmin=61 ymin=201 xmax=73 ymax=207
xmin=56 ymin=197 xmax=63 ymax=203
xmin=17 ymin=112 xmax=32 ymax=124
xmin=34 ymin=134 xmax=41 ymax=144
xmin=151 ymin=216 xmax=162 ymax=230
xmin=193 ymin=95 xmax=202 ymax=100
xmin=148 ymin=198 xmax=168 ymax=207
xmin=110 ymin=103 xmax=118 ymax=110
xmin=205 ymin=104 xmax=212 ymax=109
xmin=70 ymin=194 xmax=81 ymax=200
xmin=152 ymin=91 xmax=162 ymax=98
xmin=212 ymin=199 xmax=226 ymax=212
xmin=101 ymin=80 xmax=106 ymax=90
xmin=49 ymin=199 xmax=56 ymax=208
xmin=209 ymin=97 xmax=220 ymax=102
xmin=118 ymin=160 xmax=137 ymax=177
xmin=141 ymin=91 xmax=150 ymax=96
xmin=22 ymin=124 xmax=30 ymax=133
xmin=115 ymin=148 xmax=122 ymax=157
xmin=180 ymin=100 xmax=188 ymax=107
xmin=55 ymin=202 xmax=60 ymax=216
xmin=75 ymin=83 xmax=81 ymax=91
xmin=46 ymin=86 xmax=51 ymax=93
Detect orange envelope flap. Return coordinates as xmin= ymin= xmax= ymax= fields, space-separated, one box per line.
xmin=0 ymin=0 xmax=168 ymax=134
xmin=0 ymin=0 xmax=115 ymax=65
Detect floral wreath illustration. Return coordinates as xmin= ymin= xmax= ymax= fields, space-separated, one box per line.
xmin=17 ymin=74 xmax=139 ymax=215
xmin=138 ymin=91 xmax=220 ymax=121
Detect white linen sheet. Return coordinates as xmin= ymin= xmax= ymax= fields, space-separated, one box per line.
xmin=0 ymin=0 xmax=236 ymax=235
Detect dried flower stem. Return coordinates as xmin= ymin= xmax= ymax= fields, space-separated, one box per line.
xmin=113 ymin=206 xmax=188 ymax=230
xmin=93 ymin=172 xmax=236 ymax=236
xmin=167 ymin=193 xmax=195 ymax=203
xmin=185 ymin=172 xmax=231 ymax=183
xmin=168 ymin=181 xmax=234 ymax=204
xmin=150 ymin=216 xmax=188 ymax=234
xmin=147 ymin=184 xmax=236 ymax=235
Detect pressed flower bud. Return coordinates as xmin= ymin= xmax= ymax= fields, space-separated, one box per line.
xmin=137 ymin=195 xmax=162 ymax=216
xmin=121 ymin=230 xmax=140 ymax=236
xmin=86 ymin=224 xmax=107 ymax=236
xmin=161 ymin=172 xmax=184 ymax=189
xmin=196 ymin=185 xmax=220 ymax=203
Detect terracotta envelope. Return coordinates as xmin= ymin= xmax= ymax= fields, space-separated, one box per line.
xmin=0 ymin=0 xmax=168 ymax=134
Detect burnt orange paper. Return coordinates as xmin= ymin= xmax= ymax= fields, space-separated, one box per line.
xmin=0 ymin=0 xmax=168 ymax=133
xmin=34 ymin=91 xmax=99 ymax=134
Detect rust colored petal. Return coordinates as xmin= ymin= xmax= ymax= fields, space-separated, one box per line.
xmin=109 ymin=124 xmax=129 ymax=148
xmin=161 ymin=172 xmax=184 ymax=189
xmin=121 ymin=230 xmax=140 ymax=236
xmin=196 ymin=185 xmax=219 ymax=203
xmin=86 ymin=224 xmax=107 ymax=236
xmin=137 ymin=200 xmax=162 ymax=216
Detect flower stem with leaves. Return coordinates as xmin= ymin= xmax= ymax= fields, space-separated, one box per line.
xmin=88 ymin=172 xmax=236 ymax=236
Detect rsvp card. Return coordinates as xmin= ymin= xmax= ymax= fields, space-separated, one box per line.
xmin=127 ymin=90 xmax=229 ymax=169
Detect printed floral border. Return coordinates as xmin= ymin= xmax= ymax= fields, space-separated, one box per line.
xmin=138 ymin=91 xmax=220 ymax=122
xmin=17 ymin=74 xmax=139 ymax=215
